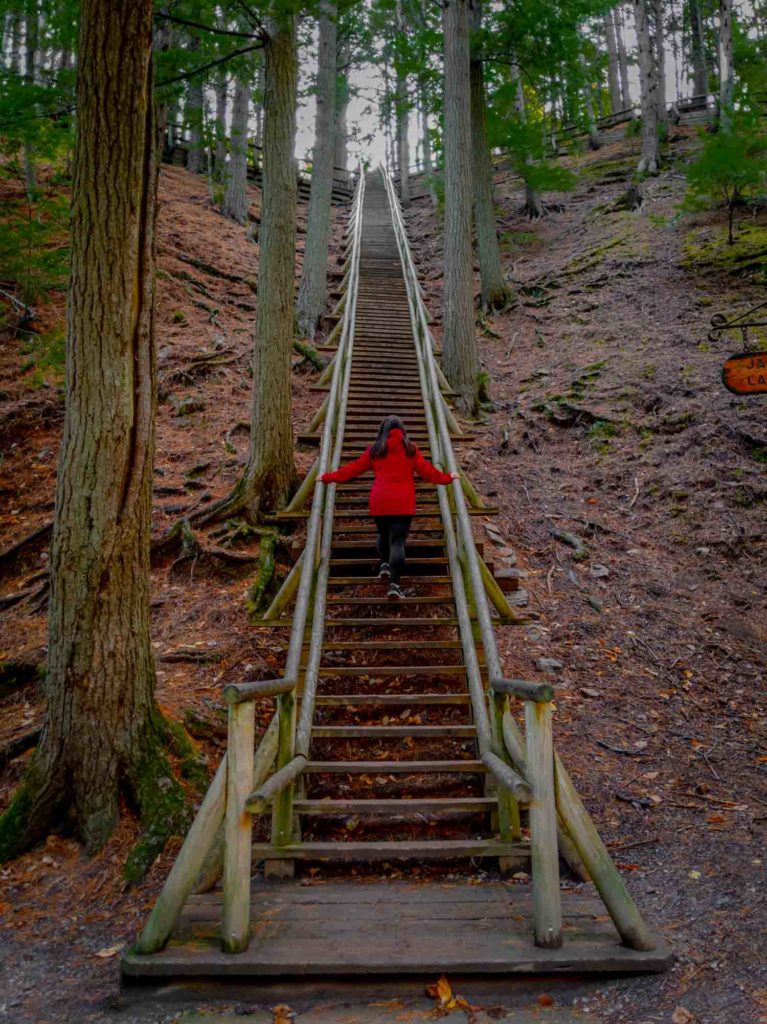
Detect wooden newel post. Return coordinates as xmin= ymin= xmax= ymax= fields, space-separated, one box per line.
xmin=525 ymin=701 xmax=563 ymax=949
xmin=222 ymin=700 xmax=255 ymax=953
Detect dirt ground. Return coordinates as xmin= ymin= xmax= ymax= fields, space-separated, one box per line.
xmin=1 ymin=125 xmax=766 ymax=1024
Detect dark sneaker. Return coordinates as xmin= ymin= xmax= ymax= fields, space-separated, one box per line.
xmin=378 ymin=562 xmax=391 ymax=580
xmin=387 ymin=582 xmax=404 ymax=600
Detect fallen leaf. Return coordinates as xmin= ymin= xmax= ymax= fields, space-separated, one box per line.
xmin=688 ymin=869 xmax=702 ymax=880
xmin=672 ymin=1007 xmax=695 ymax=1024
xmin=538 ymin=993 xmax=554 ymax=1007
xmin=272 ymin=1004 xmax=294 ymax=1024
xmin=94 ymin=944 xmax=123 ymax=959
xmin=580 ymin=687 xmax=601 ymax=698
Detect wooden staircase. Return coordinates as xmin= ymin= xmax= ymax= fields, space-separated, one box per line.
xmin=123 ymin=169 xmax=670 ymax=984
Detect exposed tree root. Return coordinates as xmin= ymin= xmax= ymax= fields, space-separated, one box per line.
xmin=245 ymin=531 xmax=278 ymax=618
xmin=0 ymin=728 xmax=41 ymax=769
xmin=0 ymin=521 xmax=53 ymax=568
xmin=293 ymin=338 xmax=326 ymax=371
xmin=0 ymin=651 xmax=45 ymax=697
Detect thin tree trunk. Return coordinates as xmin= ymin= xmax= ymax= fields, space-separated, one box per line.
xmin=296 ymin=0 xmax=337 ymax=338
xmin=442 ymin=0 xmax=479 ymax=414
xmin=185 ymin=37 xmax=204 ymax=175
xmin=334 ymin=41 xmax=350 ymax=182
xmin=512 ymin=56 xmax=543 ymax=219
xmin=654 ymin=0 xmax=667 ymax=122
xmin=604 ymin=13 xmax=623 ymax=113
xmin=634 ymin=0 xmax=660 ymax=172
xmin=253 ymin=61 xmax=264 ymax=171
xmin=469 ymin=0 xmax=507 ymax=309
xmin=615 ymin=8 xmax=633 ymax=109
xmin=688 ymin=0 xmax=708 ymax=97
xmin=23 ymin=4 xmax=38 ymax=197
xmin=418 ymin=76 xmax=437 ymax=206
xmin=0 ymin=0 xmax=184 ymax=864
xmin=718 ymin=0 xmax=734 ymax=128
xmin=580 ymin=49 xmax=602 ymax=148
xmin=213 ymin=74 xmax=228 ymax=185
xmin=9 ymin=11 xmax=22 ymax=74
xmin=222 ymin=76 xmax=250 ymax=224
xmin=240 ymin=13 xmax=298 ymax=513
xmin=395 ymin=1 xmax=410 ymax=208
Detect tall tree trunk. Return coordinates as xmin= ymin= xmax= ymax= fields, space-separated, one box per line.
xmin=334 ymin=41 xmax=350 ymax=182
xmin=418 ymin=76 xmax=437 ymax=206
xmin=512 ymin=56 xmax=544 ymax=219
xmin=222 ymin=76 xmax=250 ymax=224
xmin=688 ymin=0 xmax=708 ymax=97
xmin=442 ymin=0 xmax=479 ymax=415
xmin=615 ymin=7 xmax=633 ymax=109
xmin=9 ymin=10 xmax=22 ymax=74
xmin=604 ymin=12 xmax=623 ymax=113
xmin=185 ymin=38 xmax=204 ymax=175
xmin=718 ymin=0 xmax=734 ymax=128
xmin=213 ymin=74 xmax=228 ymax=185
xmin=469 ymin=0 xmax=507 ymax=309
xmin=634 ymin=0 xmax=660 ymax=172
xmin=0 ymin=0 xmax=185 ymax=865
xmin=654 ymin=0 xmax=667 ymax=122
xmin=296 ymin=0 xmax=337 ymax=338
xmin=239 ymin=14 xmax=298 ymax=513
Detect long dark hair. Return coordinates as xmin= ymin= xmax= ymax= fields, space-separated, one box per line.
xmin=370 ymin=415 xmax=416 ymax=459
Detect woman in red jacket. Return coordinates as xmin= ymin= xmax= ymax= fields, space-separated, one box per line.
xmin=319 ymin=415 xmax=458 ymax=599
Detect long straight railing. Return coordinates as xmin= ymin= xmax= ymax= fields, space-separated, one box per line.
xmin=134 ymin=171 xmax=366 ymax=956
xmin=380 ymin=167 xmax=656 ymax=952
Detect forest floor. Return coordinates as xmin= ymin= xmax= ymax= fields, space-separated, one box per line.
xmin=1 ymin=123 xmax=766 ymax=1024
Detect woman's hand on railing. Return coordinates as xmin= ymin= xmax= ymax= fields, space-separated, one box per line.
xmin=450 ymin=472 xmax=461 ymax=481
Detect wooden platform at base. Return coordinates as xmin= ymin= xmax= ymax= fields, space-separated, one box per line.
xmin=121 ymin=881 xmax=671 ymax=981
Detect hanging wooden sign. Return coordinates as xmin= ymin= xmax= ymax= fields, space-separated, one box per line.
xmin=722 ymin=352 xmax=767 ymax=395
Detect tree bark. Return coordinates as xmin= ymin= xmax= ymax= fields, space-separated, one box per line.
xmin=654 ymin=0 xmax=667 ymax=122
xmin=0 ymin=0 xmax=184 ymax=863
xmin=222 ymin=76 xmax=250 ymax=224
xmin=241 ymin=14 xmax=298 ymax=512
xmin=615 ymin=7 xmax=632 ymax=109
xmin=634 ymin=0 xmax=660 ymax=173
xmin=185 ymin=37 xmax=205 ymax=175
xmin=688 ymin=0 xmax=708 ymax=98
xmin=580 ymin=49 xmax=602 ymax=149
xmin=253 ymin=61 xmax=264 ymax=171
xmin=297 ymin=0 xmax=337 ymax=338
xmin=442 ymin=0 xmax=480 ymax=414
xmin=604 ymin=12 xmax=623 ymax=113
xmin=469 ymin=0 xmax=507 ymax=310
xmin=718 ymin=0 xmax=734 ymax=128
xmin=213 ymin=74 xmax=228 ymax=185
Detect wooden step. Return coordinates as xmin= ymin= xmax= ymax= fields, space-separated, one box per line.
xmin=314 ymin=693 xmax=472 ymax=707
xmin=326 ymin=576 xmax=448 ymax=585
xmin=322 ymin=617 xmax=460 ymax=626
xmin=311 ymin=724 xmax=476 ymax=738
xmin=305 ymin=759 xmax=485 ymax=773
xmin=250 ymin=839 xmax=525 ymax=861
xmin=293 ymin=797 xmax=495 ymax=815
xmin=320 ymin=665 xmax=470 ymax=677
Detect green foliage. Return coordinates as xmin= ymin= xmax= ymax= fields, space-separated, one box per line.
xmin=680 ymin=114 xmax=767 ymax=244
xmin=0 ymin=183 xmax=70 ymax=305
xmin=20 ymin=326 xmax=66 ymax=387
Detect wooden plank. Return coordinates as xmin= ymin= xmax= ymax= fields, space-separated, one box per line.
xmin=293 ymin=797 xmax=495 ymax=814
xmin=305 ymin=759 xmax=485 ymax=773
xmin=249 ymin=839 xmax=528 ymax=860
xmin=122 ymin=881 xmax=672 ymax=979
xmin=314 ymin=693 xmax=471 ymax=706
xmin=311 ymin=725 xmax=477 ymax=738
xmin=320 ymin=665 xmax=470 ymax=677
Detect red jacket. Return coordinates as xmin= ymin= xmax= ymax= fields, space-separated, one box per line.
xmin=319 ymin=428 xmax=453 ymax=515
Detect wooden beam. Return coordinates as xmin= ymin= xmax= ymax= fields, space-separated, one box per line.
xmin=222 ymin=701 xmax=255 ymax=954
xmin=525 ymin=701 xmax=563 ymax=949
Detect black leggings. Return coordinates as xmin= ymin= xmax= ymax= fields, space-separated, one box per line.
xmin=374 ymin=515 xmax=413 ymax=584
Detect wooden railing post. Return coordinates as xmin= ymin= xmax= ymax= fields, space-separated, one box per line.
xmin=525 ymin=700 xmax=563 ymax=949
xmin=268 ymin=688 xmax=296 ymax=878
xmin=222 ymin=700 xmax=255 ymax=953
